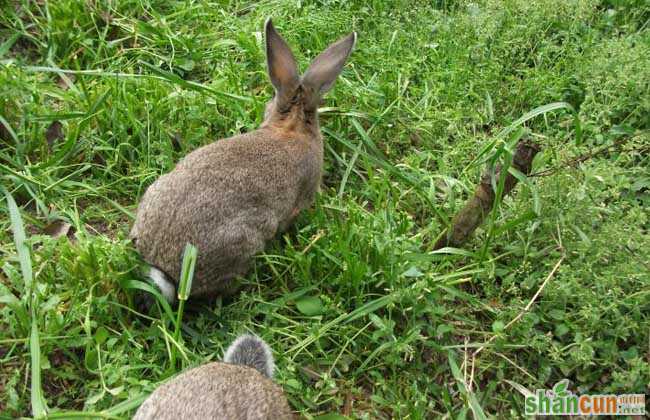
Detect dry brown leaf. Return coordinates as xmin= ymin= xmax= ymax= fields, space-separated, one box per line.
xmin=0 ymin=123 xmax=10 ymax=142
xmin=45 ymin=121 xmax=64 ymax=150
xmin=43 ymin=220 xmax=73 ymax=239
xmin=170 ymin=132 xmax=182 ymax=152
xmin=342 ymin=390 xmax=353 ymax=416
xmin=57 ymin=74 xmax=76 ymax=90
xmin=299 ymin=365 xmax=321 ymax=381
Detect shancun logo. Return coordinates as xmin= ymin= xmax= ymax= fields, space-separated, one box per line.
xmin=525 ymin=379 xmax=645 ymax=416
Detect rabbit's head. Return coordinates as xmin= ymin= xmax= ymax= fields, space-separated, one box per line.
xmin=262 ymin=19 xmax=356 ymax=133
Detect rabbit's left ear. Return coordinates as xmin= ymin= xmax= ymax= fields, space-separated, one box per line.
xmin=265 ymin=18 xmax=300 ymax=102
xmin=302 ymin=32 xmax=356 ymax=107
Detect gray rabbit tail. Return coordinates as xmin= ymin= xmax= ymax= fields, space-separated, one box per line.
xmin=223 ymin=334 xmax=275 ymax=378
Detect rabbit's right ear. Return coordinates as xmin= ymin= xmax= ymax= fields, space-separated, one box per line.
xmin=301 ymin=32 xmax=356 ymax=109
xmin=265 ymin=19 xmax=300 ymax=103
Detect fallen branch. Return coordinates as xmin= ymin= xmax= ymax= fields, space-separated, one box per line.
xmin=434 ymin=139 xmax=541 ymax=250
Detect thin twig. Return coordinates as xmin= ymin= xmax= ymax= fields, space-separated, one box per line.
xmin=463 ymin=337 xmax=469 ymax=390
xmin=530 ymin=135 xmax=645 ymax=177
xmin=468 ymin=256 xmax=564 ymax=390
xmin=468 ymin=347 xmax=476 ymax=393
xmin=494 ymin=351 xmax=536 ymax=381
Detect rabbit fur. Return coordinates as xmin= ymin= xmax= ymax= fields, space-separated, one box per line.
xmin=130 ymin=19 xmax=356 ymax=302
xmin=133 ymin=334 xmax=291 ymax=420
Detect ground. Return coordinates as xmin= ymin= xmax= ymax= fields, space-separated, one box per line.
xmin=1 ymin=0 xmax=649 ymax=418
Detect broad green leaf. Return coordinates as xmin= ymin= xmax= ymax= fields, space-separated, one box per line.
xmin=295 ymin=296 xmax=324 ymax=316
xmin=553 ymin=379 xmax=570 ymax=397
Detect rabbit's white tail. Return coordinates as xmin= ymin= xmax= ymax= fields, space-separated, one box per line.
xmin=148 ymin=266 xmax=176 ymax=304
xmin=223 ymin=334 xmax=275 ymax=378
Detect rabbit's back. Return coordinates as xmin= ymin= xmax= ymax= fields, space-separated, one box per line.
xmin=131 ymin=128 xmax=322 ymax=296
xmin=133 ymin=362 xmax=292 ymax=420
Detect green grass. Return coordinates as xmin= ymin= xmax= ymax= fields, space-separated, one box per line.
xmin=1 ymin=0 xmax=649 ymax=418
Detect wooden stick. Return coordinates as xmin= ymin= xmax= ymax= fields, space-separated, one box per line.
xmin=434 ymin=139 xmax=541 ymax=250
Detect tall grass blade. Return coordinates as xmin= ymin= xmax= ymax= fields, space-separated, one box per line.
xmin=178 ymin=243 xmax=197 ymax=302
xmin=30 ymin=320 xmax=48 ymax=418
xmin=496 ymin=102 xmax=574 ymax=139
xmin=0 ymin=114 xmax=19 ymax=144
xmin=343 ymin=294 xmax=395 ymax=324
xmin=102 ymin=393 xmax=149 ymax=416
xmin=121 ymin=279 xmax=176 ymax=326
xmin=170 ymin=243 xmax=197 ymax=366
xmin=4 ymin=188 xmax=33 ymax=293
xmin=0 ymin=32 xmax=21 ymax=58
xmin=5 ymin=189 xmax=48 ymax=417
xmin=23 ymin=64 xmax=252 ymax=103
xmin=138 ymin=61 xmax=252 ymax=103
xmin=466 ymin=101 xmax=581 ymax=171
xmin=45 ymin=412 xmax=120 ymax=419
xmin=448 ymin=352 xmax=487 ymax=420
xmin=503 ymin=379 xmax=535 ymax=400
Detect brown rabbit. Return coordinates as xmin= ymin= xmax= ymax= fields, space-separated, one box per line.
xmin=130 ymin=19 xmax=356 ymax=302
xmin=133 ymin=334 xmax=292 ymax=420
